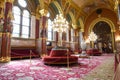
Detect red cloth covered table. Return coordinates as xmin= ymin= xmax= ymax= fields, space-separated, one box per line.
xmin=43 ymin=46 xmax=78 ymax=64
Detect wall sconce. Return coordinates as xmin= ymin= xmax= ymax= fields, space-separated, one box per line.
xmin=116 ymin=36 xmax=120 ymax=42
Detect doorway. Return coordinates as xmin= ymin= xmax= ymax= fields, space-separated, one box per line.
xmin=93 ymin=21 xmax=112 ymax=53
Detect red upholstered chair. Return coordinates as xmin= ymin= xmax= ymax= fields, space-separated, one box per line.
xmin=49 ymin=50 xmax=67 ymax=57
xmin=86 ymin=48 xmax=102 ymax=56
xmin=42 ymin=46 xmax=78 ymax=65
xmin=74 ymin=49 xmax=82 ymax=54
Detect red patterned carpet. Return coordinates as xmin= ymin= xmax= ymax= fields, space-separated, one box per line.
xmin=0 ymin=54 xmax=113 ymax=80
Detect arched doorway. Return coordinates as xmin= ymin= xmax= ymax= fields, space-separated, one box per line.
xmin=93 ymin=21 xmax=112 ymax=53
xmin=88 ymin=17 xmax=116 ymax=53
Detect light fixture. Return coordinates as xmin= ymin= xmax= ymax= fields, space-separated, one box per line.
xmin=52 ymin=13 xmax=69 ymax=46
xmin=96 ymin=8 xmax=102 ymax=18
xmin=52 ymin=13 xmax=70 ymax=71
xmin=88 ymin=31 xmax=97 ymax=48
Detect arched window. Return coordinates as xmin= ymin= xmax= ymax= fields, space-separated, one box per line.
xmin=22 ymin=10 xmax=30 ymax=38
xmin=12 ymin=6 xmax=21 ymax=37
xmin=18 ymin=0 xmax=27 ymax=7
xmin=47 ymin=13 xmax=52 ymax=40
xmin=12 ymin=0 xmax=30 ymax=38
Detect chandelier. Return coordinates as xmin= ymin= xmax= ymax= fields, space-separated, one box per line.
xmin=52 ymin=13 xmax=69 ymax=32
xmin=88 ymin=31 xmax=97 ymax=42
xmin=52 ymin=13 xmax=69 ymax=46
xmin=88 ymin=31 xmax=97 ymax=48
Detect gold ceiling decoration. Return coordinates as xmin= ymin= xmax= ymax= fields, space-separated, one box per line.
xmin=114 ymin=0 xmax=119 ymax=11
xmin=39 ymin=9 xmax=48 ymax=16
xmin=72 ymin=0 xmax=114 ymax=13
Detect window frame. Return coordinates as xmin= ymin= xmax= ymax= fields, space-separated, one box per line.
xmin=47 ymin=13 xmax=53 ymax=41
xmin=12 ymin=0 xmax=31 ymax=38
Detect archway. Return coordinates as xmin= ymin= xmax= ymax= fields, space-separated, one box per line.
xmin=89 ymin=17 xmax=116 ymax=53
xmin=93 ymin=21 xmax=112 ymax=53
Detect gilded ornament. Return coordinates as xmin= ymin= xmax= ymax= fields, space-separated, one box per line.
xmin=36 ymin=14 xmax=40 ymax=19
xmin=7 ymin=9 xmax=14 ymax=20
xmin=0 ymin=1 xmax=5 ymax=19
xmin=5 ymin=0 xmax=14 ymax=3
xmin=80 ymin=29 xmax=84 ymax=32
xmin=0 ymin=19 xmax=4 ymax=32
xmin=39 ymin=9 xmax=48 ymax=16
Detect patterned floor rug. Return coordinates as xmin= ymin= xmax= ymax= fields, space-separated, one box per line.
xmin=0 ymin=54 xmax=113 ymax=80
xmin=82 ymin=54 xmax=114 ymax=80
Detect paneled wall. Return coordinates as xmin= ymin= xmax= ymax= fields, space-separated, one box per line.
xmin=11 ymin=38 xmax=35 ymax=48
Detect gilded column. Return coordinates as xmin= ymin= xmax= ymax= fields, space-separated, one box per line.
xmin=35 ymin=14 xmax=40 ymax=39
xmin=68 ymin=28 xmax=71 ymax=48
xmin=55 ymin=31 xmax=58 ymax=46
xmin=0 ymin=0 xmax=4 ymax=59
xmin=111 ymin=31 xmax=116 ymax=53
xmin=78 ymin=31 xmax=80 ymax=50
xmin=0 ymin=0 xmax=14 ymax=62
xmin=39 ymin=9 xmax=48 ymax=57
xmin=0 ymin=0 xmax=4 ymax=19
xmin=74 ymin=29 xmax=79 ymax=51
xmin=35 ymin=13 xmax=41 ymax=56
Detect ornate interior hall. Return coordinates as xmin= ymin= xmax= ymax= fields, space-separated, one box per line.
xmin=0 ymin=0 xmax=120 ymax=80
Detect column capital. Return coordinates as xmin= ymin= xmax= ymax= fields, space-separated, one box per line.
xmin=0 ymin=0 xmax=5 ymax=19
xmin=31 ymin=12 xmax=36 ymax=16
xmin=72 ymin=24 xmax=77 ymax=29
xmin=39 ymin=9 xmax=48 ymax=16
xmin=7 ymin=9 xmax=14 ymax=20
xmin=0 ymin=0 xmax=5 ymax=7
xmin=36 ymin=14 xmax=40 ymax=20
xmin=0 ymin=0 xmax=5 ymax=2
xmin=5 ymin=0 xmax=14 ymax=3
xmin=80 ymin=29 xmax=84 ymax=32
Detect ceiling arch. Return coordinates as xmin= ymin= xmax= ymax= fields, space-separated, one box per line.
xmin=79 ymin=18 xmax=84 ymax=32
xmin=89 ymin=17 xmax=116 ymax=33
xmin=69 ymin=11 xmax=77 ymax=29
xmin=52 ymin=1 xmax=63 ymax=14
xmin=93 ymin=21 xmax=111 ymax=34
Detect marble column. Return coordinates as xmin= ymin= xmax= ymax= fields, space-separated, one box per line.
xmin=35 ymin=15 xmax=40 ymax=39
xmin=68 ymin=28 xmax=72 ymax=48
xmin=74 ymin=29 xmax=79 ymax=51
xmin=35 ymin=14 xmax=41 ymax=57
xmin=0 ymin=0 xmax=14 ymax=62
xmin=54 ymin=31 xmax=58 ymax=46
xmin=39 ymin=9 xmax=48 ymax=57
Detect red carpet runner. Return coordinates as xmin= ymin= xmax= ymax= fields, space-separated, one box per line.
xmin=0 ymin=54 xmax=113 ymax=80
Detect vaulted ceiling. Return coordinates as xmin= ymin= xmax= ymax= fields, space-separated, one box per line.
xmin=36 ymin=0 xmax=117 ymax=16
xmin=31 ymin=0 xmax=117 ymax=14
xmin=72 ymin=0 xmax=115 ymax=14
xmin=29 ymin=0 xmax=119 ymax=30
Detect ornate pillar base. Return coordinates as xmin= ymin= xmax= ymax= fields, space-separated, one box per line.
xmin=0 ymin=57 xmax=10 ymax=62
xmin=40 ymin=38 xmax=47 ymax=58
xmin=0 ymin=33 xmax=11 ymax=62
